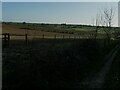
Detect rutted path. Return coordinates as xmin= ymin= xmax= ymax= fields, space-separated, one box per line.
xmin=78 ymin=44 xmax=120 ymax=88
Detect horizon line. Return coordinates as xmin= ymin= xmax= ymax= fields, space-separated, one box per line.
xmin=2 ymin=21 xmax=119 ymax=27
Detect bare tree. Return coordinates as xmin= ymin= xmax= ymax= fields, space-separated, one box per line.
xmin=103 ymin=7 xmax=115 ymax=27
xmin=99 ymin=7 xmax=115 ymax=44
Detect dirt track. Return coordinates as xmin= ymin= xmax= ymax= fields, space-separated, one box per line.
xmin=78 ymin=44 xmax=120 ymax=88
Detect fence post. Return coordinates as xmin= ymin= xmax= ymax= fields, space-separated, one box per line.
xmin=8 ymin=33 xmax=10 ymax=41
xmin=42 ymin=34 xmax=44 ymax=39
xmin=7 ymin=33 xmax=10 ymax=46
xmin=4 ymin=34 xmax=7 ymax=43
xmin=25 ymin=34 xmax=27 ymax=44
xmin=3 ymin=33 xmax=10 ymax=47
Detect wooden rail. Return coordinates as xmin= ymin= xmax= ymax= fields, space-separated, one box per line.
xmin=2 ymin=33 xmax=105 ymax=47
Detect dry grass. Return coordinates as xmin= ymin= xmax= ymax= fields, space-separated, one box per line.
xmin=2 ymin=24 xmax=70 ymax=35
xmin=2 ymin=24 xmax=82 ymax=40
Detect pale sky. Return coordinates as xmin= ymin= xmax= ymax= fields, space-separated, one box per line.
xmin=2 ymin=2 xmax=119 ymax=26
xmin=0 ymin=2 xmax=2 ymax=21
xmin=1 ymin=0 xmax=120 ymax=2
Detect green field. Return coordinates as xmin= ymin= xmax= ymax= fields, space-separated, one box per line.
xmin=2 ymin=22 xmax=120 ymax=89
xmin=3 ymin=38 xmax=119 ymax=88
xmin=2 ymin=22 xmax=120 ymax=40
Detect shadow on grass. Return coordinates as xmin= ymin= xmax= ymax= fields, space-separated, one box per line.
xmin=2 ymin=39 xmax=119 ymax=89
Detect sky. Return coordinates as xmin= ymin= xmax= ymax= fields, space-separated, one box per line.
xmin=2 ymin=2 xmax=118 ymax=26
xmin=1 ymin=0 xmax=120 ymax=2
xmin=0 ymin=2 xmax=2 ymax=21
xmin=118 ymin=1 xmax=120 ymax=26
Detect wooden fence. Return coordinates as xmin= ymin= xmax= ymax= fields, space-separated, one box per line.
xmin=2 ymin=33 xmax=10 ymax=47
xmin=2 ymin=33 xmax=10 ymax=41
xmin=1 ymin=33 xmax=106 ymax=47
xmin=2 ymin=33 xmax=93 ymax=40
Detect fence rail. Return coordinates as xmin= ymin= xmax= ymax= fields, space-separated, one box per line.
xmin=1 ymin=33 xmax=97 ymax=40
xmin=1 ymin=33 xmax=107 ymax=40
xmin=1 ymin=33 xmax=107 ymax=47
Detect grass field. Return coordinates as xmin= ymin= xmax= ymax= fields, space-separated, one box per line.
xmin=2 ymin=22 xmax=120 ymax=40
xmin=2 ymin=22 xmax=92 ymax=39
xmin=2 ymin=38 xmax=119 ymax=88
xmin=2 ymin=22 xmax=120 ymax=88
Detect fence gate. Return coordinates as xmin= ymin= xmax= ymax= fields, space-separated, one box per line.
xmin=2 ymin=33 xmax=10 ymax=47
